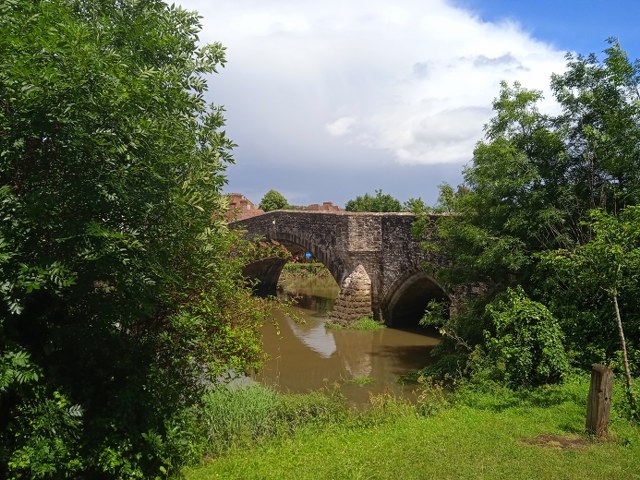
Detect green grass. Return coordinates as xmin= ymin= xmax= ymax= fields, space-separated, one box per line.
xmin=277 ymin=263 xmax=338 ymax=295
xmin=351 ymin=376 xmax=373 ymax=386
xmin=280 ymin=262 xmax=333 ymax=282
xmin=197 ymin=385 xmax=348 ymax=457
xmin=325 ymin=316 xmax=385 ymax=331
xmin=185 ymin=377 xmax=640 ymax=480
xmin=282 ymin=262 xmax=329 ymax=274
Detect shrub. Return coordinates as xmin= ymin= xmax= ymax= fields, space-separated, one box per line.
xmin=481 ymin=286 xmax=569 ymax=388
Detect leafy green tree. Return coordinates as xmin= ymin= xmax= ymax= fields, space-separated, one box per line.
xmin=259 ymin=189 xmax=289 ymax=211
xmin=417 ymin=40 xmax=640 ymax=381
xmin=550 ymin=41 xmax=640 ymax=211
xmin=0 ymin=0 xmax=265 ymax=477
xmin=402 ymin=197 xmax=428 ymax=213
xmin=539 ymin=207 xmax=640 ymax=413
xmin=430 ymin=81 xmax=570 ymax=286
xmin=345 ymin=189 xmax=401 ymax=212
xmin=431 ymin=40 xmax=640 ymax=287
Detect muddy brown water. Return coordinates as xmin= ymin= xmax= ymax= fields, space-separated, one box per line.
xmin=252 ymin=274 xmax=440 ymax=406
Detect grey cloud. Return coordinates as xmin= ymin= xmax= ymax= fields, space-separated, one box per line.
xmin=178 ymin=0 xmax=567 ymax=201
xmin=412 ymin=61 xmax=432 ymax=78
xmin=414 ymin=106 xmax=492 ymax=139
xmin=473 ymin=53 xmax=520 ymax=68
xmin=225 ymin=155 xmax=465 ymax=207
xmin=390 ymin=106 xmax=492 ymax=164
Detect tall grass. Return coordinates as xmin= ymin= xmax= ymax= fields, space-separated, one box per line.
xmin=199 ymin=385 xmax=347 ymax=456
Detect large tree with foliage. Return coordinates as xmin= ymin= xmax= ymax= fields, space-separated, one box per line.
xmin=419 ymin=40 xmax=640 ymax=382
xmin=0 ymin=0 xmax=266 ymax=477
xmin=345 ymin=189 xmax=401 ymax=212
xmin=258 ymin=189 xmax=289 ymax=211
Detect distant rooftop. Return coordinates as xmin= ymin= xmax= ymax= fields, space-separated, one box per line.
xmin=226 ymin=194 xmax=343 ymax=221
xmin=226 ymin=193 xmax=264 ymax=222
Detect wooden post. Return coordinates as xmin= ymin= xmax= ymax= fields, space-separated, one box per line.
xmin=586 ymin=364 xmax=613 ymax=437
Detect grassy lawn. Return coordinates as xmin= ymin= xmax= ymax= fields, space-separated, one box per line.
xmin=184 ymin=378 xmax=640 ymax=480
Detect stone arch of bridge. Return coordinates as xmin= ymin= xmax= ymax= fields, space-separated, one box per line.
xmin=243 ymin=229 xmax=351 ymax=296
xmin=382 ymin=270 xmax=449 ymax=328
xmin=274 ymin=232 xmax=348 ymax=284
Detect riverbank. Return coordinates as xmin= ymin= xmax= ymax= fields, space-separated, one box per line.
xmin=184 ymin=376 xmax=640 ymax=479
xmin=277 ymin=262 xmax=336 ymax=290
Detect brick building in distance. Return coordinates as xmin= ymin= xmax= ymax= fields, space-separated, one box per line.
xmin=226 ymin=193 xmax=264 ymax=222
xmin=226 ymin=194 xmax=343 ymax=222
xmin=304 ymin=201 xmax=342 ymax=212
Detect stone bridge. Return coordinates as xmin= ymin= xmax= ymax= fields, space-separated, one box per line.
xmin=231 ymin=210 xmax=461 ymax=327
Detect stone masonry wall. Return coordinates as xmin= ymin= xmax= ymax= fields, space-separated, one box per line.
xmin=330 ymin=264 xmax=372 ymax=324
xmin=231 ymin=210 xmax=465 ymax=324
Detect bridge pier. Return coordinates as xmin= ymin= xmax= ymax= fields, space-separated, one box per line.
xmin=330 ymin=264 xmax=372 ymax=324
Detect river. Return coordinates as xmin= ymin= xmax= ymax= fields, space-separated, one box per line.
xmin=253 ymin=272 xmax=440 ymax=406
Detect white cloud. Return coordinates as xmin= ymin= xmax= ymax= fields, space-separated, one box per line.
xmin=176 ymin=0 xmax=567 ymax=167
xmin=228 ymin=12 xmax=312 ymax=36
xmin=326 ymin=116 xmax=356 ymax=136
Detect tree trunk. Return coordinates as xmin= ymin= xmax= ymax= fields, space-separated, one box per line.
xmin=612 ymin=290 xmax=635 ymax=405
xmin=612 ymin=290 xmax=632 ymax=391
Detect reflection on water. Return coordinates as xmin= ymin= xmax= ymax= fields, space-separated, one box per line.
xmin=253 ymin=275 xmax=440 ymax=406
xmin=285 ymin=316 xmax=336 ymax=358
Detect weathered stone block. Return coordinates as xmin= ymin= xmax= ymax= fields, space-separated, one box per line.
xmin=330 ymin=264 xmax=372 ymax=324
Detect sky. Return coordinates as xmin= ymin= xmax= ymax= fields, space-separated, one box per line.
xmin=174 ymin=0 xmax=640 ymax=207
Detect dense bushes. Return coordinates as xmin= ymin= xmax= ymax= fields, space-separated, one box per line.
xmin=481 ymin=287 xmax=569 ymax=388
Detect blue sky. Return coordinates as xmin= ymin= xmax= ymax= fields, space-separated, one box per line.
xmin=454 ymin=1 xmax=640 ymax=60
xmin=176 ymin=0 xmax=639 ymax=207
